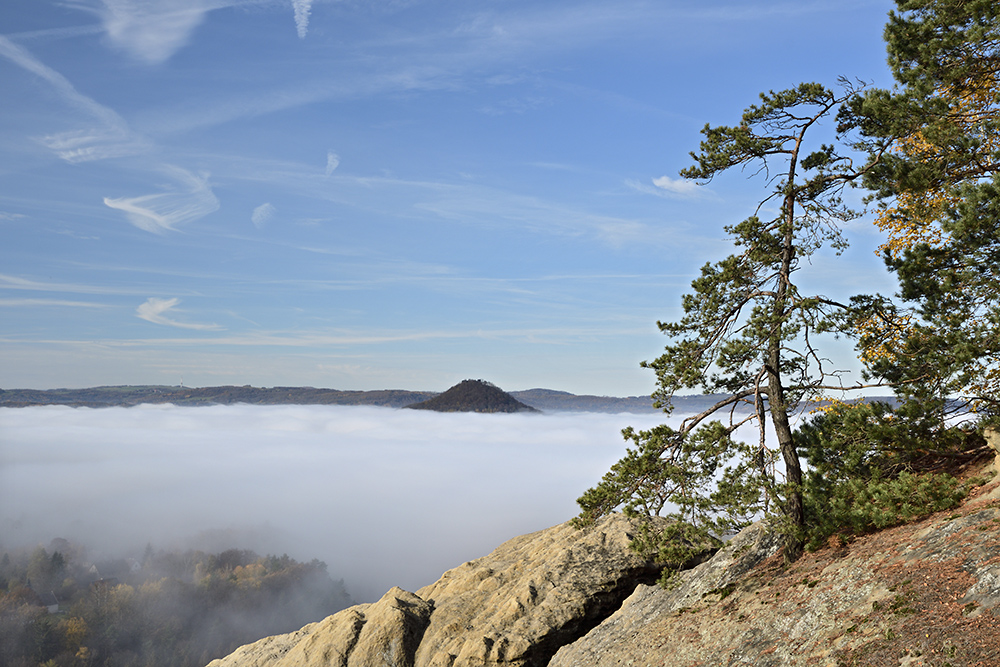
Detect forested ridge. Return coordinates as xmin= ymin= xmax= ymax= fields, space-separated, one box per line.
xmin=0 ymin=385 xmax=437 ymax=409
xmin=0 ymin=541 xmax=352 ymax=667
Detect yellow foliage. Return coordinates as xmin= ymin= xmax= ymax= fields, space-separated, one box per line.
xmin=139 ymin=578 xmax=164 ymax=596
xmin=860 ymin=71 xmax=1000 ymax=397
xmin=58 ymin=616 xmax=88 ymax=651
xmin=233 ymin=562 xmax=267 ymax=589
xmin=874 ymin=77 xmax=1000 ymax=261
xmin=854 ymin=308 xmax=916 ymax=368
xmin=806 ymin=396 xmax=852 ymax=415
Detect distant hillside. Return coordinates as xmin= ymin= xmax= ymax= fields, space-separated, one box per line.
xmin=0 ymin=384 xmax=892 ymax=413
xmin=509 ymin=389 xmax=751 ymax=414
xmin=405 ymin=379 xmax=538 ymax=413
xmin=0 ymin=385 xmax=435 ymax=409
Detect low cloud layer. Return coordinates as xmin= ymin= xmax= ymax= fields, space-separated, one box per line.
xmin=0 ymin=404 xmax=669 ymax=601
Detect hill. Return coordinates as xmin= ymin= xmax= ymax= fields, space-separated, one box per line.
xmin=404 ymin=379 xmax=539 ymax=413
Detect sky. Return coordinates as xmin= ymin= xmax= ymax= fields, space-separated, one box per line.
xmin=0 ymin=0 xmax=901 ymax=396
xmin=1 ymin=403 xmax=681 ymax=601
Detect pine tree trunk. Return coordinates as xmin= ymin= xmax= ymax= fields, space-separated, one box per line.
xmin=768 ymin=370 xmax=804 ymax=562
xmin=769 ymin=184 xmax=805 ymax=562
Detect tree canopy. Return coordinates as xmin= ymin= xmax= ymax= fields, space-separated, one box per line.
xmin=577 ymin=0 xmax=1000 ymax=577
xmin=843 ymin=0 xmax=1000 ymax=413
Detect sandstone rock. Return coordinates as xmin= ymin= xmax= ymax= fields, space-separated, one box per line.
xmin=206 ymin=622 xmax=320 ymax=667
xmin=412 ymin=514 xmax=688 ymax=667
xmin=208 ymin=587 xmax=432 ymax=667
xmin=548 ymin=519 xmax=783 ymax=666
xmin=984 ymin=426 xmax=1000 ymax=480
xmin=209 ymin=514 xmax=691 ymax=667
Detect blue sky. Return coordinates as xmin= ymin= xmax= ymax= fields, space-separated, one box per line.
xmin=1 ymin=0 xmax=899 ymax=395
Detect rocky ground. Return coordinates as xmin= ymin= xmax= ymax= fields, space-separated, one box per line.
xmin=551 ymin=477 xmax=1000 ymax=666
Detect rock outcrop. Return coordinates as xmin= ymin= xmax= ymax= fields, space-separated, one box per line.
xmin=207 ymin=514 xmax=694 ymax=667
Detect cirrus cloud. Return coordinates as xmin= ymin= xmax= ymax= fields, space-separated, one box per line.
xmin=0 ymin=35 xmax=150 ymax=163
xmin=136 ymin=297 xmax=223 ymax=330
xmin=325 ymin=150 xmax=340 ymax=176
xmin=251 ymin=202 xmax=276 ymax=228
xmin=104 ymin=166 xmax=220 ymax=233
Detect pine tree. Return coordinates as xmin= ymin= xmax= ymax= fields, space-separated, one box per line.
xmin=577 ymin=82 xmax=884 ymax=566
xmin=842 ymin=0 xmax=1000 ymax=412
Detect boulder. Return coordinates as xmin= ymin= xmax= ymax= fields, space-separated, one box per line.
xmin=207 ymin=587 xmax=432 ymax=667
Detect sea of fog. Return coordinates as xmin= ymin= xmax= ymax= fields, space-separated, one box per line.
xmin=0 ymin=404 xmax=675 ymax=602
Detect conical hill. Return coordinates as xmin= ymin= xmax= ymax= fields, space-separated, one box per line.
xmin=405 ymin=379 xmax=539 ymax=413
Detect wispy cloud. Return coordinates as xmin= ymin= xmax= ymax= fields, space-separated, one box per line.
xmin=92 ymin=0 xmax=218 ymax=64
xmin=39 ymin=323 xmax=637 ymax=349
xmin=413 ymin=186 xmax=656 ymax=247
xmin=136 ymin=297 xmax=223 ymax=330
xmin=251 ymin=202 xmax=276 ymax=228
xmin=183 ymin=151 xmax=683 ymax=249
xmin=0 ymin=35 xmax=149 ymax=162
xmin=0 ymin=273 xmax=146 ymax=295
xmin=652 ymin=175 xmax=701 ymax=195
xmin=0 ymin=298 xmax=110 ymax=308
xmin=292 ymin=0 xmax=312 ymax=39
xmin=626 ymin=176 xmax=704 ymax=199
xmin=479 ymin=96 xmax=550 ymax=116
xmin=103 ymin=165 xmax=220 ymax=233
xmin=325 ymin=150 xmax=340 ymax=176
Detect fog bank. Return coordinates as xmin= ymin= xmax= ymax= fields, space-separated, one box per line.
xmin=1 ymin=404 xmax=670 ymax=601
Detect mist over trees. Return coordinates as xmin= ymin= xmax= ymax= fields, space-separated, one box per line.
xmin=0 ymin=539 xmax=352 ymax=667
xmin=576 ymin=0 xmax=1000 ymax=577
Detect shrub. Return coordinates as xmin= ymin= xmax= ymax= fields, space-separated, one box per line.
xmin=797 ymin=401 xmax=977 ymax=550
